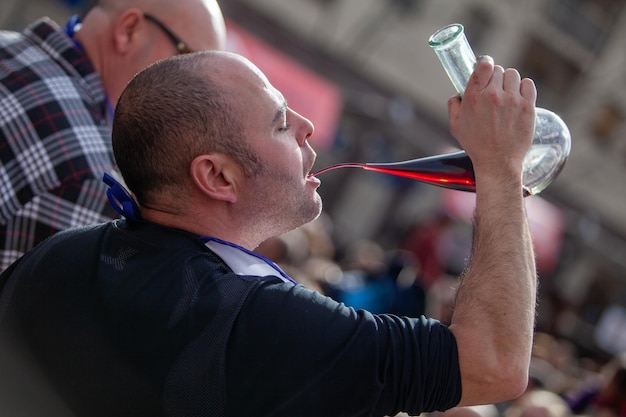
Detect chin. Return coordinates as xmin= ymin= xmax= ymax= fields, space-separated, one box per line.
xmin=298 ymin=196 xmax=323 ymax=227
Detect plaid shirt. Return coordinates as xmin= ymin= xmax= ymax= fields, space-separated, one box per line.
xmin=0 ymin=18 xmax=119 ymax=271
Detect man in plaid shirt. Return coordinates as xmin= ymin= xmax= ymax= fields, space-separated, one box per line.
xmin=0 ymin=0 xmax=226 ymax=271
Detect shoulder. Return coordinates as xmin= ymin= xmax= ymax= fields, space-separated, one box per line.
xmin=1 ymin=17 xmax=103 ymax=106
xmin=29 ymin=221 xmax=110 ymax=252
xmin=8 ymin=222 xmax=112 ymax=269
xmin=0 ymin=18 xmax=66 ymax=75
xmin=0 ymin=21 xmax=111 ymax=216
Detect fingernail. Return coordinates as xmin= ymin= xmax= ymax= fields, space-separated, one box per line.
xmin=477 ymin=55 xmax=494 ymax=64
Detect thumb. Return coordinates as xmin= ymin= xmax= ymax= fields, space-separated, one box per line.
xmin=465 ymin=55 xmax=495 ymax=95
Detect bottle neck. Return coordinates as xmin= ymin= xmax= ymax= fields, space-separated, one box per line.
xmin=429 ymin=24 xmax=477 ymax=95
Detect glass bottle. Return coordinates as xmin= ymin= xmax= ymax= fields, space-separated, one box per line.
xmin=427 ymin=23 xmax=571 ymax=195
xmin=312 ymin=24 xmax=571 ymax=196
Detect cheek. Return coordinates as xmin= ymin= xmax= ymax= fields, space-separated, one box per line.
xmin=263 ymin=143 xmax=303 ymax=174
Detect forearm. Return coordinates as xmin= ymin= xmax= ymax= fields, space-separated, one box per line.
xmin=443 ymin=56 xmax=539 ymax=405
xmin=451 ymin=172 xmax=537 ymax=405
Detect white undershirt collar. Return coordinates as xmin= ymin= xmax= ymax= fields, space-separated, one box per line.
xmin=200 ymin=236 xmax=295 ymax=284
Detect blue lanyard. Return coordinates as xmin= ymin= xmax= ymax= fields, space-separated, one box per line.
xmin=64 ymin=15 xmax=82 ymax=39
xmin=103 ymin=173 xmax=141 ymax=221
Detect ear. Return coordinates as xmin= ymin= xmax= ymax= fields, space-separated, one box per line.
xmin=112 ymin=8 xmax=144 ymax=53
xmin=190 ymin=154 xmax=239 ymax=203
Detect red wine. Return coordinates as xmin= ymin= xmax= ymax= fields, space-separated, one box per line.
xmin=312 ymin=151 xmax=476 ymax=192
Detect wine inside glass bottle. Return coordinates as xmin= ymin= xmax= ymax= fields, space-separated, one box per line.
xmin=311 ymin=24 xmax=571 ymax=196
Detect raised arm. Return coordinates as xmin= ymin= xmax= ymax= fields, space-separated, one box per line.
xmin=446 ymin=56 xmax=538 ymax=406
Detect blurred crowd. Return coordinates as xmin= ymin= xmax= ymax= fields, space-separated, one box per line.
xmin=255 ymin=212 xmax=626 ymax=417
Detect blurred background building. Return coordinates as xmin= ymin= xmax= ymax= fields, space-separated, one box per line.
xmin=3 ymin=0 xmax=626 ymax=361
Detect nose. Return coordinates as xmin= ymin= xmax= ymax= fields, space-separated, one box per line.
xmin=292 ymin=110 xmax=314 ymax=147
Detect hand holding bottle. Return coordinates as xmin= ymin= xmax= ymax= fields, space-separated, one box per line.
xmin=429 ymin=23 xmax=570 ymax=195
xmin=447 ymin=56 xmax=536 ymax=193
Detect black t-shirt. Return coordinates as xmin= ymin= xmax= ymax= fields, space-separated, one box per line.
xmin=0 ymin=219 xmax=461 ymax=417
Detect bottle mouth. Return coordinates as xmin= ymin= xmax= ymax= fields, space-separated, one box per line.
xmin=428 ymin=23 xmax=464 ymax=47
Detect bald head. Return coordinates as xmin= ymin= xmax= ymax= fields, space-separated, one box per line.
xmin=76 ymin=0 xmax=226 ymax=105
xmin=94 ymin=0 xmax=226 ymax=51
xmin=149 ymin=0 xmax=226 ymax=52
xmin=112 ymin=52 xmax=261 ymax=205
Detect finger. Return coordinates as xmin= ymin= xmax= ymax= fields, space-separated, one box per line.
xmin=488 ymin=65 xmax=505 ymax=90
xmin=503 ymin=68 xmax=521 ymax=93
xmin=520 ymin=78 xmax=537 ymax=103
xmin=465 ymin=55 xmax=494 ymax=93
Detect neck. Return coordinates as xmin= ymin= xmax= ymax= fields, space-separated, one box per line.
xmin=73 ymin=8 xmax=127 ymax=107
xmin=139 ymin=203 xmax=269 ymax=251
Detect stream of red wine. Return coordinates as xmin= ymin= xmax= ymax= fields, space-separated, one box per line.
xmin=310 ymin=151 xmax=477 ymax=193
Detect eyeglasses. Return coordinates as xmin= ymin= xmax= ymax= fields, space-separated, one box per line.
xmin=143 ymin=13 xmax=194 ymax=55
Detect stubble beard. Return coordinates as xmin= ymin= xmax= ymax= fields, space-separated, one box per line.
xmin=248 ymin=170 xmax=323 ymax=242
